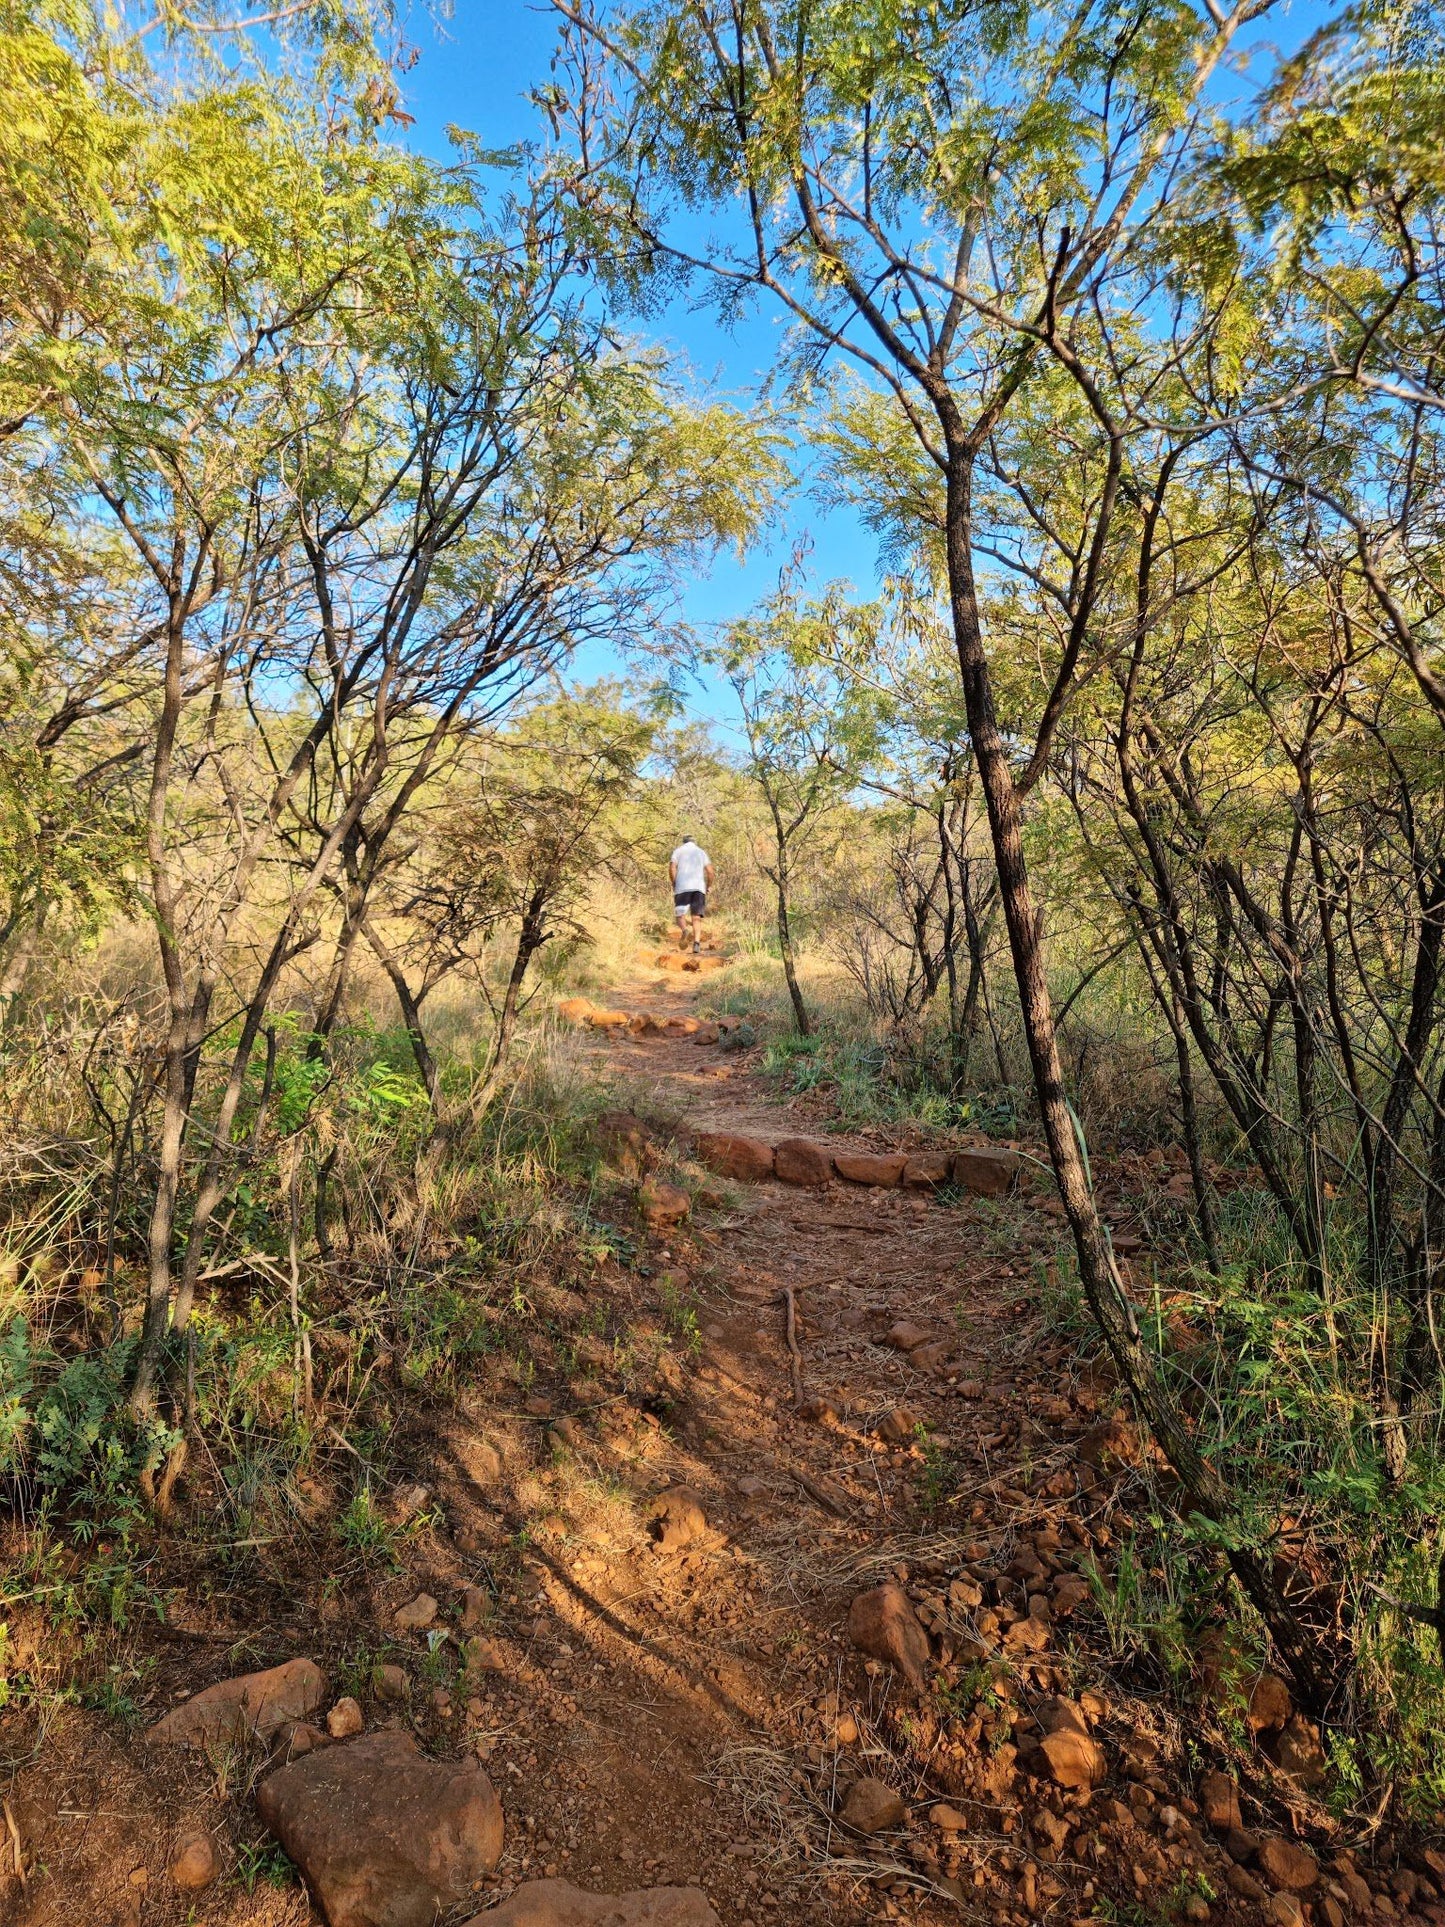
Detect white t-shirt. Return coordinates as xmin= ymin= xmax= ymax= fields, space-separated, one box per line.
xmin=671 ymin=842 xmax=710 ymax=894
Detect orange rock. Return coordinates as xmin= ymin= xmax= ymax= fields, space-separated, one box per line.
xmin=833 ymin=1150 xmax=907 ymax=1186
xmin=1257 ymin=1838 xmax=1319 ymax=1893
xmin=846 ymin=1582 xmax=930 ymax=1689
xmin=1246 ymin=1670 xmax=1292 ymax=1733
xmin=1199 ymin=1769 xmax=1242 ymax=1833
xmin=638 ymin=1180 xmax=690 ymax=1229
xmin=774 ymin=1138 xmax=833 ymax=1187
xmin=556 ymin=997 xmax=596 ymax=1026
xmin=588 ymin=1009 xmax=631 ymax=1029
xmin=692 ymin=1131 xmax=774 ymax=1182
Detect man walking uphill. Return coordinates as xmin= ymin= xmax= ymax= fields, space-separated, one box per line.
xmin=669 ymin=835 xmax=714 ymax=953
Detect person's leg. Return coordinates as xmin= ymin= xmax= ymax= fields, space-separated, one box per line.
xmin=691 ymin=894 xmax=705 ymax=951
xmin=675 ymin=898 xmax=690 ymax=949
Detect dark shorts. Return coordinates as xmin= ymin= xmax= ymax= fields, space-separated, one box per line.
xmin=674 ymin=890 xmax=706 ymax=917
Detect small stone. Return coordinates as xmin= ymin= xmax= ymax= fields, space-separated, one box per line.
xmin=638 ymin=1180 xmax=690 ymax=1229
xmin=1258 ymin=1838 xmax=1319 ymax=1893
xmin=550 ymin=1417 xmax=586 ymax=1451
xmin=169 ymin=1832 xmax=218 ymax=1891
xmin=834 ymin=1712 xmax=859 ymax=1745
xmin=931 ymin=1805 xmax=967 ymax=1833
xmin=1182 ymin=1897 xmax=1211 ymax=1924
xmin=459 ymin=1586 xmax=492 ymax=1634
xmin=129 ymin=1867 xmax=149 ymax=1887
xmin=462 ymin=1637 xmax=508 ymax=1682
xmin=388 ymin=1482 xmax=431 ymax=1524
xmin=1270 ymin=1895 xmax=1306 ymax=1927
xmin=647 ymin=1486 xmax=709 ymax=1551
xmin=327 ymin=1697 xmax=364 ymax=1739
xmin=909 ymin=1339 xmax=955 ymax=1375
xmin=1225 ymin=1828 xmax=1261 ymax=1864
xmin=847 ymin=1583 xmax=931 ymax=1689
xmin=886 ymin=1321 xmax=932 ymax=1353
xmin=395 ymin=1592 xmax=438 ymax=1632
xmin=840 ymin=1777 xmax=906 ymax=1834
xmin=874 ymin=1407 xmax=921 ymax=1444
xmin=373 ymin=1662 xmax=410 ymax=1702
xmin=1247 ymin=1671 xmax=1292 ymax=1733
xmin=1199 ymin=1770 xmax=1242 ymax=1833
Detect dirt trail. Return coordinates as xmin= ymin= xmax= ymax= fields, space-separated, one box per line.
xmin=6 ymin=945 xmax=1279 ymax=1927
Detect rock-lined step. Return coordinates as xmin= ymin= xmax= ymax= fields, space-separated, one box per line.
xmin=689 ymin=1129 xmax=1020 ymax=1196
xmin=557 ymin=998 xmax=746 ymax=1038
xmin=464 ymin=1879 xmax=722 ymax=1926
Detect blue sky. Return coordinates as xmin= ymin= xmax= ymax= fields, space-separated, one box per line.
xmin=396 ymin=0 xmax=870 ymax=727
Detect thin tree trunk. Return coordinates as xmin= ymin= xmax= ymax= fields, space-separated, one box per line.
xmin=473 ymin=895 xmax=548 ymax=1115
xmin=362 ymin=917 xmax=439 ymax=1104
xmin=939 ymin=434 xmax=1331 ymax=1715
xmin=769 ymin=822 xmax=811 ymax=1037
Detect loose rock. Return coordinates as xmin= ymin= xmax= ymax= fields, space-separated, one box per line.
xmin=638 ymin=1179 xmax=690 ymax=1229
xmin=1199 ymin=1769 xmax=1242 ymax=1833
xmin=395 ymin=1593 xmax=438 ymax=1633
xmin=327 ymin=1698 xmax=364 ymax=1740
xmin=256 ymin=1728 xmax=504 ymax=1927
xmin=146 ymin=1657 xmax=325 ymax=1749
xmin=874 ymin=1406 xmax=921 ymax=1444
xmin=459 ymin=1586 xmax=492 ymax=1635
xmin=461 ymin=1879 xmax=721 ymax=1926
xmin=373 ymin=1663 xmax=410 ymax=1702
xmin=840 ymin=1776 xmax=906 ymax=1834
xmin=1247 ymin=1671 xmax=1292 ymax=1733
xmin=846 ymin=1582 xmax=930 ymax=1689
xmin=1257 ymin=1838 xmax=1319 ymax=1894
xmin=168 ymin=1832 xmax=219 ymax=1891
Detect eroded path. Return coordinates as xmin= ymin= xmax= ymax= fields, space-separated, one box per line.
xmin=6 ymin=949 xmax=1344 ymax=1927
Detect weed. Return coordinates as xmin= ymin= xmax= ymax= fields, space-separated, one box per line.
xmin=234 ymin=1840 xmax=297 ymax=1892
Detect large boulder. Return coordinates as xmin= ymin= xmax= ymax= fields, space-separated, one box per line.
xmin=462 ymin=1880 xmax=720 ymax=1926
xmin=146 ymin=1657 xmax=325 ymax=1749
xmin=773 ymin=1137 xmax=833 ymax=1187
xmin=833 ymin=1150 xmax=907 ymax=1187
xmin=846 ymin=1582 xmax=930 ymax=1689
xmin=951 ymin=1147 xmax=1020 ymax=1197
xmin=256 ymin=1729 xmax=503 ymax=1927
xmin=691 ymin=1131 xmax=774 ymax=1182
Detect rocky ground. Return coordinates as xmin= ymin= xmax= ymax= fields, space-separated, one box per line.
xmin=3 ymin=938 xmax=1440 ymax=1927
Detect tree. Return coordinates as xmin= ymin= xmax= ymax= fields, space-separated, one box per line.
xmin=550 ymin=0 xmax=1354 ymax=1705
xmin=722 ymin=587 xmax=877 ymax=1035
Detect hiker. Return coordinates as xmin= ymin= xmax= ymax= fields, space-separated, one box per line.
xmin=669 ymin=834 xmax=714 ymax=953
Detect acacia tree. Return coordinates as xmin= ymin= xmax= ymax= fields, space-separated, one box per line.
xmin=722 ymin=589 xmax=877 ymax=1036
